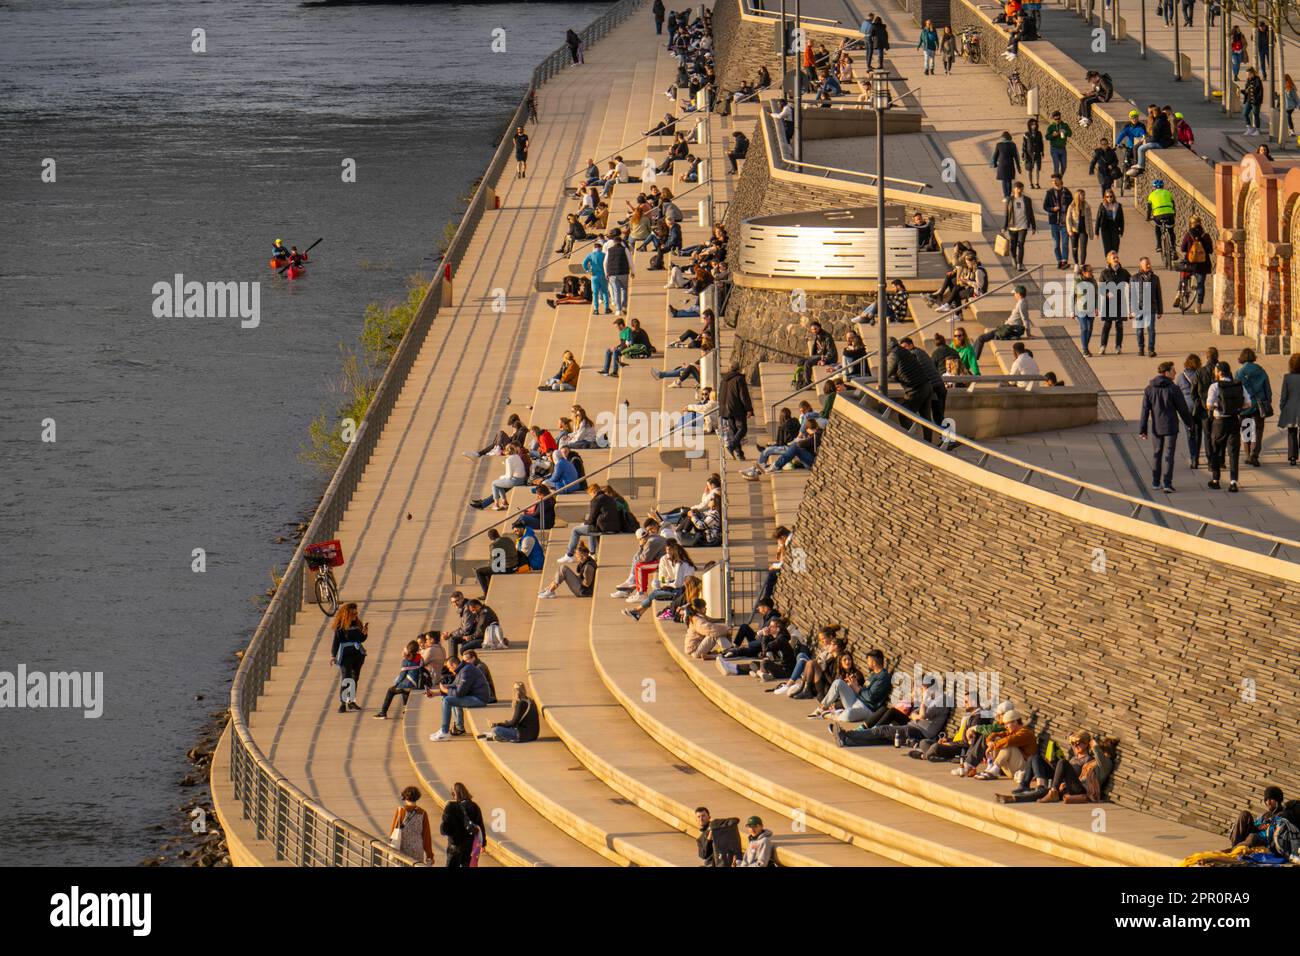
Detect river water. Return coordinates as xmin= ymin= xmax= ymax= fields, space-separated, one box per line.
xmin=0 ymin=0 xmax=604 ymax=866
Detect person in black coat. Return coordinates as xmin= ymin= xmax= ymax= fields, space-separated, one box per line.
xmin=718 ymin=362 xmax=754 ymax=460
xmin=1021 ymin=119 xmax=1045 ymax=189
xmin=1139 ymin=361 xmax=1194 ymax=491
xmin=870 ymin=18 xmax=890 ymax=69
xmin=330 ymin=603 xmax=368 ymax=713
xmin=652 ymin=0 xmax=665 ymax=34
xmin=1089 ymin=144 xmax=1122 ymax=195
xmin=901 ymin=337 xmax=947 ymax=445
xmin=1095 ymin=191 xmax=1125 ymax=256
xmin=991 ymin=131 xmax=1021 ymax=200
xmin=441 ymin=782 xmax=487 ymax=867
xmin=886 ymin=338 xmax=934 ymax=435
xmin=486 ymin=682 xmax=540 ymax=742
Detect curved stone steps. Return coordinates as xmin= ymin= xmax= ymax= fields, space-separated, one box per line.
xmin=530 ymin=539 xmax=890 ymax=866
xmin=593 ymin=599 xmax=1072 ymax=866
xmin=649 ymin=608 xmax=1208 ymax=866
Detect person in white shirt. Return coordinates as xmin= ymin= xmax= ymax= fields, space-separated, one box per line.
xmin=974 ymin=285 xmax=1031 ymax=361
xmin=775 ymin=99 xmax=794 ymax=144
xmin=469 ymin=444 xmax=528 ymax=511
xmin=681 ymin=386 xmax=718 ymax=435
xmin=1007 ymin=341 xmax=1041 ymax=390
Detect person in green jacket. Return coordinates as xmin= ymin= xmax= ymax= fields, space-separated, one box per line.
xmin=917 ymin=20 xmax=940 ymax=75
xmin=1046 ymin=110 xmax=1072 ymax=177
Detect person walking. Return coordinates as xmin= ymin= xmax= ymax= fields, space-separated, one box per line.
xmin=1139 ymin=361 xmax=1194 ymax=492
xmin=441 ymin=782 xmax=487 ymax=867
xmin=1278 ymin=352 xmax=1300 ymax=466
xmin=603 ymin=230 xmax=633 ymax=316
xmin=1098 ymin=250 xmax=1130 ymax=354
xmin=390 ymin=786 xmax=435 ymax=865
xmin=917 ymin=20 xmax=940 ymax=75
xmin=330 ymin=602 xmax=367 ymax=714
xmin=1074 ymin=263 xmax=1099 ymax=356
xmin=940 ymin=26 xmax=957 ymax=75
xmin=870 ymin=17 xmax=890 ymax=69
xmin=1230 ymin=26 xmax=1246 ymax=81
xmin=991 ymin=131 xmax=1020 ymax=201
xmin=1003 ymin=180 xmax=1036 ymax=272
xmin=1206 ymin=361 xmax=1249 ymax=491
xmin=566 ymin=28 xmax=582 ymax=65
xmin=1065 ymin=188 xmax=1093 ymax=269
xmin=1095 ymin=189 xmax=1124 ymax=256
xmin=512 ymin=126 xmax=529 ymax=179
xmin=1242 ymin=66 xmax=1265 ymax=136
xmin=1236 ymin=348 xmax=1273 ymax=466
xmin=1256 ymin=18 xmax=1271 ymax=82
xmin=583 ymin=240 xmax=610 ymax=315
xmin=1043 ymin=175 xmax=1073 ymax=269
xmin=1045 ymin=110 xmax=1072 ymax=177
xmin=718 ymin=361 xmax=754 ymax=460
xmin=1021 ymin=118 xmax=1044 ymax=189
xmin=1178 ymin=353 xmax=1207 ymax=468
xmin=886 ymin=337 xmax=934 ymax=436
xmin=1180 ymin=215 xmax=1213 ymax=312
xmin=653 ymin=0 xmax=665 ymax=35
xmin=1131 ymin=256 xmax=1163 ymax=357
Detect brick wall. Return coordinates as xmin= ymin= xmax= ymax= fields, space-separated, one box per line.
xmin=712 ymin=0 xmax=859 ymax=95
xmin=773 ymin=398 xmax=1300 ymax=835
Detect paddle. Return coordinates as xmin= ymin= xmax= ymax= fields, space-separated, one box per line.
xmin=277 ymin=237 xmax=323 ymax=274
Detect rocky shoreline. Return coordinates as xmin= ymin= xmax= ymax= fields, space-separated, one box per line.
xmin=140 ymin=514 xmax=314 ymax=867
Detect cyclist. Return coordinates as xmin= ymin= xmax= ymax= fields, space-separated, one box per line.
xmin=1146 ymin=178 xmax=1177 ymax=265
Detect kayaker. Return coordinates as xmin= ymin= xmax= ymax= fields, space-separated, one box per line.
xmin=271 ymin=238 xmax=288 ymax=262
xmin=288 ymin=246 xmax=305 ymax=269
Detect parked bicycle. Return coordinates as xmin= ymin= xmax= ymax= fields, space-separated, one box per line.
xmin=1007 ymin=71 xmax=1028 ymax=106
xmin=960 ymin=28 xmax=981 ymax=64
xmin=304 ymin=539 xmax=344 ymax=617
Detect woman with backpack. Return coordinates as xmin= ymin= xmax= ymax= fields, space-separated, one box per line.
xmin=1236 ymin=348 xmax=1273 ymax=467
xmin=374 ymin=641 xmax=427 ymax=720
xmin=390 ymin=786 xmax=434 ymax=864
xmin=441 ymin=782 xmax=487 ymax=867
xmin=1180 ymin=216 xmax=1213 ymax=312
xmin=484 ymin=682 xmax=540 ymax=742
xmin=1206 ymin=361 xmax=1248 ymax=491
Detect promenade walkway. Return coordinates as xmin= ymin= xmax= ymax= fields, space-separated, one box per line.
xmin=800 ymin=0 xmax=1297 ymax=542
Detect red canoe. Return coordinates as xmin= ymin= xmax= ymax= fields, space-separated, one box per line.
xmin=286 ymin=265 xmax=306 ymax=279
xmin=268 ymin=251 xmax=308 ymax=269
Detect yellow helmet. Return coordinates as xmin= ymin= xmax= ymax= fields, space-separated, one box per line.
xmin=275 ymin=238 xmax=283 ymax=246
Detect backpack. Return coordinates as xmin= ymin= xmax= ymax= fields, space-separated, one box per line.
xmin=482 ymin=622 xmax=508 ymax=650
xmin=1187 ymin=236 xmax=1207 ymax=264
xmin=1282 ymin=799 xmax=1300 ymax=829
xmin=621 ymin=343 xmax=651 ymax=359
xmin=1217 ymin=379 xmax=1246 ymax=416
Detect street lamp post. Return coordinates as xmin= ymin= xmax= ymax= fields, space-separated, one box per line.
xmin=780 ymin=0 xmax=788 ymax=98
xmin=794 ymin=0 xmax=803 ymax=162
xmin=871 ymin=68 xmax=891 ymax=396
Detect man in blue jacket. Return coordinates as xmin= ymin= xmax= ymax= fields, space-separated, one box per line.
xmin=429 ymin=652 xmax=490 ymax=740
xmin=1140 ymin=360 xmax=1194 ymax=492
xmin=543 ymin=450 xmax=581 ymax=495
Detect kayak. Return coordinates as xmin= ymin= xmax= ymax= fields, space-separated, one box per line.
xmin=268 ymin=251 xmax=307 ymax=269
xmin=286 ymin=265 xmax=306 ymax=279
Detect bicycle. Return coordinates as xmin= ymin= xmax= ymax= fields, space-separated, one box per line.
xmin=1007 ymin=71 xmax=1027 ymax=106
xmin=304 ymin=539 xmax=344 ymax=617
xmin=960 ymin=28 xmax=981 ymax=64
xmin=1153 ymin=216 xmax=1177 ymax=271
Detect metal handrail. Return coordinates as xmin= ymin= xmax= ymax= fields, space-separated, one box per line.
xmin=840 ymin=379 xmax=1300 ymax=562
xmin=760 ymin=263 xmax=1045 ymax=424
xmin=224 ymin=0 xmax=648 ymax=867
xmin=449 ymin=391 xmax=717 ymax=565
xmin=762 ymin=102 xmax=930 ymax=190
xmin=741 ymin=2 xmax=841 ymax=25
xmin=533 ymin=174 xmax=715 ymax=277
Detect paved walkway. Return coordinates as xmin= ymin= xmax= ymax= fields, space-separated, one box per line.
xmin=795 ymin=0 xmax=1298 ymax=546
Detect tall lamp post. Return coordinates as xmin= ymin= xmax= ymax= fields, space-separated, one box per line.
xmin=871 ymin=68 xmax=891 ymax=396
xmin=793 ymin=0 xmax=803 ymax=162
xmin=780 ymin=0 xmax=788 ymax=98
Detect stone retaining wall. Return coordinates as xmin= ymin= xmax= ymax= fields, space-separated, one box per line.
xmin=773 ymin=396 xmax=1300 ymax=836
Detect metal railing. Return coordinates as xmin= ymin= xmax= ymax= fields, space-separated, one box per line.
xmin=839 ymin=379 xmax=1300 ymax=562
xmin=225 ymin=0 xmax=648 ymax=867
xmin=763 ymin=103 xmax=930 ymax=191
xmin=741 ymin=1 xmax=842 ymax=26
xmin=758 ymin=263 xmax=1046 ymax=426
xmin=726 ymin=565 xmax=770 ymax=621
